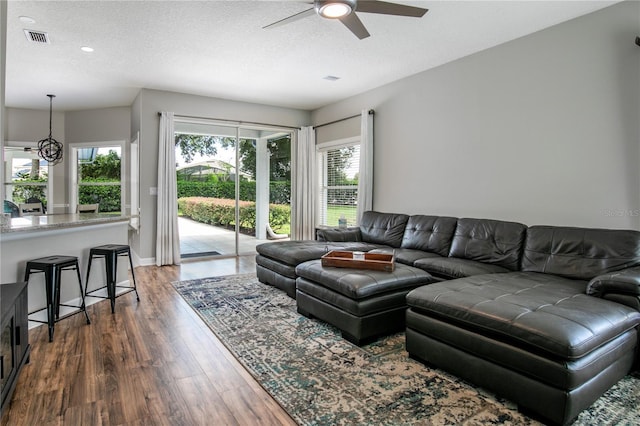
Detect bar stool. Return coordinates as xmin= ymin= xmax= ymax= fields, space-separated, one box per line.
xmin=24 ymin=255 xmax=91 ymax=342
xmin=85 ymin=244 xmax=140 ymax=314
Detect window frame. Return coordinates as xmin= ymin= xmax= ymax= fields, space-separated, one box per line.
xmin=69 ymin=140 xmax=126 ymax=214
xmin=316 ymin=136 xmax=361 ymax=227
xmin=3 ymin=141 xmax=52 ymax=210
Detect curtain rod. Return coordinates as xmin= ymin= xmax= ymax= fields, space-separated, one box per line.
xmin=313 ymin=109 xmax=375 ymax=130
xmin=157 ymin=112 xmax=301 ymax=131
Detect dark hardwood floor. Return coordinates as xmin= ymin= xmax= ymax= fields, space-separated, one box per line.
xmin=1 ymin=256 xmax=297 ymax=426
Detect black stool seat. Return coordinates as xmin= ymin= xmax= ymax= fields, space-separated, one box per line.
xmin=90 ymin=244 xmax=130 ymax=254
xmin=25 ymin=255 xmax=91 ymax=342
xmin=27 ymin=255 xmax=78 ymax=268
xmin=86 ymin=244 xmax=139 ymax=314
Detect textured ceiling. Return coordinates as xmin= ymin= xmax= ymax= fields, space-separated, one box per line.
xmin=5 ymin=1 xmax=618 ymax=112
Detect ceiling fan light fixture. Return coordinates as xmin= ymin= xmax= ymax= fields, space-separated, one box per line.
xmin=315 ymin=0 xmax=356 ymax=19
xmin=319 ymin=2 xmax=352 ymax=18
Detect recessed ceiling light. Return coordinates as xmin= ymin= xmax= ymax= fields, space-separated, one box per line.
xmin=19 ymin=16 xmax=36 ymax=24
xmin=81 ymin=46 xmax=94 ymax=53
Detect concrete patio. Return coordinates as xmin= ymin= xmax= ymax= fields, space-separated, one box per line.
xmin=179 ymin=216 xmax=287 ymax=258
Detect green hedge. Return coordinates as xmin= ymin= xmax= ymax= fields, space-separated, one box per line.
xmin=178 ymin=197 xmax=290 ymax=234
xmin=11 ymin=184 xmax=47 ymax=207
xmin=79 ymin=185 xmax=121 ymax=212
xmin=177 ymin=180 xmax=290 ymax=204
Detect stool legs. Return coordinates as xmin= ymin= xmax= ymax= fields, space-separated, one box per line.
xmin=86 ymin=246 xmax=139 ymax=314
xmin=85 ymin=254 xmax=94 ymax=293
xmin=40 ymin=267 xmax=55 ymax=342
xmin=75 ymin=263 xmax=91 ymax=325
xmin=126 ymin=250 xmax=140 ymax=301
xmin=106 ymin=251 xmax=117 ymax=314
xmin=54 ymin=266 xmax=62 ymax=320
xmin=24 ymin=266 xmax=57 ymax=342
xmin=25 ymin=258 xmax=89 ymax=343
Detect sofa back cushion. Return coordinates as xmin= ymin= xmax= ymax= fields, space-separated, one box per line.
xmin=401 ymin=215 xmax=458 ymax=257
xmin=449 ymin=218 xmax=527 ymax=271
xmin=521 ymin=226 xmax=640 ymax=280
xmin=359 ymin=211 xmax=409 ymax=247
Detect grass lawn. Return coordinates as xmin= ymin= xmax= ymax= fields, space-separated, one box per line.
xmin=326 ymin=205 xmax=357 ymax=227
xmin=271 ymin=223 xmax=290 ymax=235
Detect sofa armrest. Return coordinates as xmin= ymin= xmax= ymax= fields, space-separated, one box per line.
xmin=586 ymin=267 xmax=640 ymax=310
xmin=316 ymin=227 xmax=362 ymax=242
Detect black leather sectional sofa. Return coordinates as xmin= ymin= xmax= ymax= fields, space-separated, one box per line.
xmin=255 ymin=211 xmax=640 ymax=425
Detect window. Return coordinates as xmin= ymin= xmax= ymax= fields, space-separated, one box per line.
xmin=317 ymin=137 xmax=360 ymax=227
xmin=70 ymin=142 xmax=124 ymax=214
xmin=3 ymin=146 xmax=49 ymax=210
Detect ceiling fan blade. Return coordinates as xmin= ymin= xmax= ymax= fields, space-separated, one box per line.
xmin=356 ymin=1 xmax=428 ymax=17
xmin=339 ymin=13 xmax=370 ymax=39
xmin=263 ymin=7 xmax=316 ymax=29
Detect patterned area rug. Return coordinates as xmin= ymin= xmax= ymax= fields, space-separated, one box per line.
xmin=171 ymin=274 xmax=640 ymax=425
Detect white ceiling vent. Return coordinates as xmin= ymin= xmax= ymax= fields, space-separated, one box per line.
xmin=23 ymin=29 xmax=50 ymax=44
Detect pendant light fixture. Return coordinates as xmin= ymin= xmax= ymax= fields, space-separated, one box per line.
xmin=38 ymin=94 xmax=63 ymax=165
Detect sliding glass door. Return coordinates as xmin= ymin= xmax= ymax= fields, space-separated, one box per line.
xmin=174 ymin=120 xmax=291 ymax=259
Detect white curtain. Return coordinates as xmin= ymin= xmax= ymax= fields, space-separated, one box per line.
xmin=357 ymin=109 xmax=374 ymax=223
xmin=156 ymin=112 xmax=181 ymax=266
xmin=291 ymin=126 xmax=316 ymax=240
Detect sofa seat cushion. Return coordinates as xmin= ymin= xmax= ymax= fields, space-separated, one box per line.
xmin=296 ymin=259 xmax=432 ymax=300
xmin=256 ymin=241 xmax=386 ymax=266
xmin=406 ymin=272 xmax=640 ymax=359
xmin=367 ymin=248 xmax=442 ymax=266
xmin=255 ymin=254 xmax=297 ymax=279
xmin=413 ymin=257 xmax=510 ymax=279
xmin=405 ymin=309 xmax=638 ymax=390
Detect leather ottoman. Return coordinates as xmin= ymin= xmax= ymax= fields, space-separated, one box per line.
xmin=405 ymin=272 xmax=640 ymax=425
xmin=256 ymin=240 xmax=385 ymax=298
xmin=295 ymin=259 xmax=434 ymax=345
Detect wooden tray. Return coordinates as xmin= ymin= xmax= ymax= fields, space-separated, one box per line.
xmin=321 ymin=250 xmax=395 ymax=272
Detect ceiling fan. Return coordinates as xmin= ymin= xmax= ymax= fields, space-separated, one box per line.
xmin=263 ymin=0 xmax=428 ymax=40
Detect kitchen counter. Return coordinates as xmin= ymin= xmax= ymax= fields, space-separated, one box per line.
xmin=1 ymin=213 xmax=129 ymax=237
xmin=0 ymin=213 xmax=132 ymax=317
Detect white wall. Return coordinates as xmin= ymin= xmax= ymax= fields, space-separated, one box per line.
xmin=133 ymin=89 xmax=311 ymax=263
xmin=312 ymin=1 xmax=640 ymax=230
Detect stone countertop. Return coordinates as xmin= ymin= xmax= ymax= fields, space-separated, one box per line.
xmin=0 ymin=213 xmax=130 ymax=234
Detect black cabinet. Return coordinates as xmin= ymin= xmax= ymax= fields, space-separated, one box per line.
xmin=1 ymin=282 xmax=30 ymax=416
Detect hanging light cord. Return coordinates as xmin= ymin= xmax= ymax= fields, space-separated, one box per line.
xmin=47 ymin=94 xmax=54 ymax=139
xmin=37 ymin=94 xmax=64 ymax=165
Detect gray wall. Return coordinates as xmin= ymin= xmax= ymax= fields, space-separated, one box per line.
xmin=5 ymin=108 xmax=65 ymax=143
xmin=5 ymin=107 xmax=130 ymax=212
xmin=315 ymin=115 xmax=360 ymax=144
xmin=65 ymin=107 xmax=131 ymax=143
xmin=312 ymin=1 xmax=640 ymax=230
xmin=0 ymin=0 xmax=6 ymax=202
xmin=133 ymin=89 xmax=311 ymax=262
xmin=5 ymin=108 xmax=67 ymax=210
